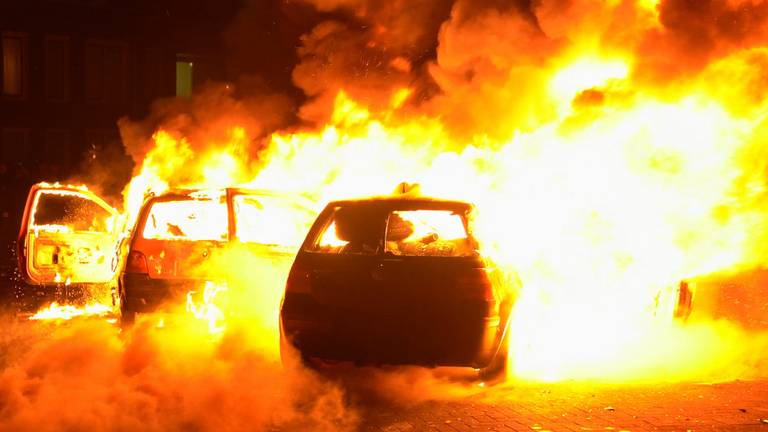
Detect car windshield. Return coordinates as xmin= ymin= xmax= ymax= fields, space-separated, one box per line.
xmin=141 ymin=198 xmax=228 ymax=241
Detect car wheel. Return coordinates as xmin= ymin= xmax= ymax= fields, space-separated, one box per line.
xmin=479 ymin=325 xmax=510 ymax=383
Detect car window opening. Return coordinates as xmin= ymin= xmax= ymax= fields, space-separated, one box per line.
xmin=312 ymin=207 xmax=383 ymax=255
xmin=233 ymin=194 xmax=313 ymax=246
xmin=141 ymin=199 xmax=228 ymax=241
xmin=385 ymin=210 xmax=475 ymax=257
xmin=32 ymin=191 xmax=112 ymax=233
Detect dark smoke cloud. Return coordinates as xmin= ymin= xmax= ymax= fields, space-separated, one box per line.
xmin=636 ymin=0 xmax=768 ymax=83
xmin=118 ymin=82 xmax=293 ymax=186
xmin=291 ymin=0 xmax=454 ymax=122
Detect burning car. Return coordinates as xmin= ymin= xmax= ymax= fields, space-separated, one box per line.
xmin=279 ymin=195 xmax=516 ymax=380
xmin=17 ymin=183 xmax=315 ymax=324
xmin=119 ymin=188 xmax=314 ymax=324
xmin=16 ymin=183 xmax=121 ymax=309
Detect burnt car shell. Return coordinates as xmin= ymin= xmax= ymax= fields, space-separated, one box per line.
xmin=16 ymin=183 xmax=120 ymax=308
xmin=120 ymin=188 xmax=314 ymax=321
xmin=280 ymin=196 xmax=513 ymax=370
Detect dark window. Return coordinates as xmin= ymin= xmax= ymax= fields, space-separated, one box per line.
xmin=1 ymin=128 xmax=31 ymax=164
xmin=43 ymin=130 xmax=71 ymax=165
xmin=142 ymin=47 xmax=167 ymax=101
xmin=85 ymin=40 xmax=129 ymax=104
xmin=176 ymin=60 xmax=193 ymax=98
xmin=45 ymin=36 xmax=70 ymax=101
xmin=2 ymin=33 xmax=26 ymax=97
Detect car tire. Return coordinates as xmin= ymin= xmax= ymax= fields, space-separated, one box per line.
xmin=479 ymin=324 xmax=510 ymax=383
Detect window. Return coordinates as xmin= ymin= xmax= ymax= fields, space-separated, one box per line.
xmin=309 ymin=206 xmax=385 ymax=255
xmin=176 ymin=60 xmax=193 ymax=98
xmin=384 ymin=210 xmax=475 ymax=257
xmin=142 ymin=199 xmax=228 ymax=241
xmin=31 ymin=190 xmax=113 ymax=233
xmin=232 ymin=194 xmax=314 ymax=246
xmin=45 ymin=36 xmax=70 ymax=101
xmin=44 ymin=129 xmax=71 ymax=165
xmin=1 ymin=128 xmax=31 ymax=164
xmin=2 ymin=33 xmax=26 ymax=97
xmin=85 ymin=40 xmax=129 ymax=104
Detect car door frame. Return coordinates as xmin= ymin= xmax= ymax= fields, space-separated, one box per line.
xmin=17 ymin=183 xmax=120 ymax=285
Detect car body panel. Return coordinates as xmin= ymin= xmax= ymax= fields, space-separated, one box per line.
xmin=17 ymin=183 xmax=120 ymax=286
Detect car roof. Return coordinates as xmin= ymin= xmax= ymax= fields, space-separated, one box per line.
xmin=325 ymin=194 xmax=474 ymax=210
xmin=146 ymin=187 xmax=315 ymax=207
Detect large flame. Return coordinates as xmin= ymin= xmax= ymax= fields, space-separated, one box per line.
xmin=31 ymin=0 xmax=768 ymax=383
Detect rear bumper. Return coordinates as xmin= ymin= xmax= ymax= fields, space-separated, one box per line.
xmin=280 ymin=294 xmax=504 ymax=368
xmin=121 ymin=273 xmax=204 ymax=313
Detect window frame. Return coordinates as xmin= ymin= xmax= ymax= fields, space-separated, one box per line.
xmin=44 ymin=35 xmax=71 ymax=102
xmin=84 ymin=38 xmax=130 ymax=105
xmin=1 ymin=31 xmax=29 ymax=100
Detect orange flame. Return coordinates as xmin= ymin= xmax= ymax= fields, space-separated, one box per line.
xmin=29 ymin=302 xmax=112 ymax=321
xmin=185 ymin=281 xmax=229 ymax=335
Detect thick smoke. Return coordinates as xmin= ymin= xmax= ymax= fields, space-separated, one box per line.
xmin=119 ymin=83 xmax=293 ymax=178
xmin=0 ymin=316 xmax=356 ymax=431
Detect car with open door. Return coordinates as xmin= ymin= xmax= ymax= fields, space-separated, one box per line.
xmin=279 ymin=195 xmax=518 ymax=380
xmin=16 ymin=183 xmax=122 ymax=309
xmin=119 ymin=188 xmax=316 ymax=325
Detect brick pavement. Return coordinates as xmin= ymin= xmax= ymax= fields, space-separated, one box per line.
xmin=351 ymin=378 xmax=768 ymax=431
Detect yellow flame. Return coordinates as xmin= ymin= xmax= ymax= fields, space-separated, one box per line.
xmin=29 ymin=302 xmax=112 ymax=321
xmin=186 ymin=281 xmax=229 ymax=334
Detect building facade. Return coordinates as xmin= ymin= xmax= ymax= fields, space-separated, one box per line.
xmin=0 ymin=0 xmax=239 ymax=177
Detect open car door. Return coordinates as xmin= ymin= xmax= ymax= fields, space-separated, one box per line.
xmin=17 ymin=183 xmax=120 ymax=285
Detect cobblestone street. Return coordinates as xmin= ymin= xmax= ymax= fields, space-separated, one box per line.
xmin=354 ymin=379 xmax=768 ymax=431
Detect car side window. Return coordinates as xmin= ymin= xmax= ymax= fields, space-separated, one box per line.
xmin=309 ymin=206 xmax=384 ymax=255
xmin=384 ymin=210 xmax=476 ymax=257
xmin=233 ymin=194 xmax=313 ymax=247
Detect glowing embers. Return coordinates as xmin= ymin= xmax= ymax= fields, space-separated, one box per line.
xmin=29 ymin=302 xmax=112 ymax=321
xmin=186 ymin=281 xmax=229 ymax=334
xmin=142 ymin=198 xmax=228 ymax=241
